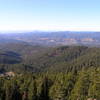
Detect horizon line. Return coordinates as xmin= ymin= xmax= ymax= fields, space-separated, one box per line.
xmin=0 ymin=30 xmax=100 ymax=33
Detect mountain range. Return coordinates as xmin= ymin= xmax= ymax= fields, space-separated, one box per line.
xmin=0 ymin=31 xmax=100 ymax=46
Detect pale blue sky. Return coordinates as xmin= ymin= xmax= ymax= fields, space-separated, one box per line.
xmin=0 ymin=0 xmax=100 ymax=31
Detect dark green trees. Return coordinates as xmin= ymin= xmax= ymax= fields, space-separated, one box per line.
xmin=4 ymin=81 xmax=21 ymax=100
xmin=0 ymin=68 xmax=100 ymax=100
xmin=28 ymin=79 xmax=37 ymax=100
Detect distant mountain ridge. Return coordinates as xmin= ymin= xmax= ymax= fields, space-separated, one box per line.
xmin=0 ymin=31 xmax=100 ymax=46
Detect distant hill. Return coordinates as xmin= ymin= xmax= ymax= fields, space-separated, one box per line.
xmin=0 ymin=42 xmax=100 ymax=73
xmin=0 ymin=31 xmax=100 ymax=46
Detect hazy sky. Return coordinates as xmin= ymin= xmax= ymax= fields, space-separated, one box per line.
xmin=0 ymin=0 xmax=100 ymax=31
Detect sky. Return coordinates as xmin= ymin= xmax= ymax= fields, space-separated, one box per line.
xmin=0 ymin=0 xmax=100 ymax=32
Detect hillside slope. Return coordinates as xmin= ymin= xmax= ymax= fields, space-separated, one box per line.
xmin=0 ymin=43 xmax=100 ymax=73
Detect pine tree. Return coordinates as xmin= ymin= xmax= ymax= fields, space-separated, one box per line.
xmin=28 ymin=79 xmax=37 ymax=100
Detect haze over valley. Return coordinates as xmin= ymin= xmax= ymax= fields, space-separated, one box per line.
xmin=0 ymin=31 xmax=100 ymax=46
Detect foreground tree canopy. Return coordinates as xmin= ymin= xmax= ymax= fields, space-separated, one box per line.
xmin=0 ymin=68 xmax=100 ymax=100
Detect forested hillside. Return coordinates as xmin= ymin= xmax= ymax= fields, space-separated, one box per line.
xmin=0 ymin=43 xmax=100 ymax=99
xmin=0 ymin=43 xmax=100 ymax=73
xmin=0 ymin=68 xmax=100 ymax=100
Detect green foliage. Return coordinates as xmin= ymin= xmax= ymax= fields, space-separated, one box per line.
xmin=0 ymin=68 xmax=99 ymax=100
xmin=0 ymin=45 xmax=100 ymax=100
xmin=0 ymin=44 xmax=100 ymax=73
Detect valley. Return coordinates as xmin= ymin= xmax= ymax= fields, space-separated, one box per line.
xmin=0 ymin=31 xmax=100 ymax=46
